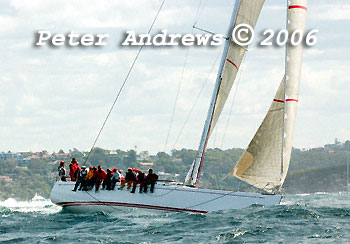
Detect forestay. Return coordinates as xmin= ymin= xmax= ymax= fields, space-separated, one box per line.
xmin=185 ymin=0 xmax=265 ymax=186
xmin=232 ymin=0 xmax=308 ymax=193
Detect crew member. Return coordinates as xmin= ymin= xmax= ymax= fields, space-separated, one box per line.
xmin=72 ymin=166 xmax=82 ymax=191
xmin=119 ymin=168 xmax=136 ymax=190
xmin=111 ymin=168 xmax=122 ymax=190
xmin=69 ymin=158 xmax=79 ymax=181
xmin=58 ymin=161 xmax=66 ymax=181
xmin=132 ymin=170 xmax=145 ymax=193
xmin=87 ymin=166 xmax=97 ymax=190
xmin=102 ymin=168 xmax=113 ymax=190
xmin=79 ymin=166 xmax=88 ymax=191
xmin=95 ymin=165 xmax=107 ymax=192
xmin=85 ymin=166 xmax=94 ymax=189
xmin=144 ymin=169 xmax=158 ymax=193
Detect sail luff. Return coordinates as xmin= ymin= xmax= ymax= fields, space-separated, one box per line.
xmin=281 ymin=0 xmax=308 ymax=185
xmin=184 ymin=0 xmax=241 ymax=186
xmin=185 ymin=0 xmax=266 ymax=186
xmin=280 ymin=0 xmax=289 ymax=186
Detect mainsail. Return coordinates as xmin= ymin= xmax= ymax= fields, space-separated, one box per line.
xmin=211 ymin=0 xmax=265 ymax=130
xmin=232 ymin=0 xmax=308 ymax=193
xmin=185 ymin=0 xmax=265 ymax=186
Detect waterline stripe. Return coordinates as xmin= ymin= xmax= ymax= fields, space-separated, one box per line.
xmin=56 ymin=201 xmax=208 ymax=213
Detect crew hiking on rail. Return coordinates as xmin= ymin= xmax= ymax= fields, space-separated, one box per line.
xmin=58 ymin=159 xmax=158 ymax=194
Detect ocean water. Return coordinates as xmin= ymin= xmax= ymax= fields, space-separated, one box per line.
xmin=1 ymin=192 xmax=350 ymax=243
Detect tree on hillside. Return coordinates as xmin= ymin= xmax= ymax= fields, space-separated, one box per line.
xmin=27 ymin=159 xmax=52 ymax=175
xmin=127 ymin=150 xmax=137 ymax=163
xmin=88 ymin=147 xmax=109 ymax=166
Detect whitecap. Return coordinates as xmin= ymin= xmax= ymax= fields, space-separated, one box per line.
xmin=295 ymin=193 xmax=311 ymax=196
xmin=0 ymin=194 xmax=61 ymax=214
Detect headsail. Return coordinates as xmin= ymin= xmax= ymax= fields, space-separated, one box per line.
xmin=232 ymin=78 xmax=285 ymax=192
xmin=232 ymin=0 xmax=308 ymax=193
xmin=185 ymin=0 xmax=265 ymax=186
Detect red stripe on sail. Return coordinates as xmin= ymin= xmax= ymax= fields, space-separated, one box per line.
xmin=226 ymin=59 xmax=238 ymax=70
xmin=286 ymin=99 xmax=298 ymax=102
xmin=273 ymin=99 xmax=299 ymax=103
xmin=288 ymin=5 xmax=307 ymax=11
xmin=274 ymin=99 xmax=284 ymax=103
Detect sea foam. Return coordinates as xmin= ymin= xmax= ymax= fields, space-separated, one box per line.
xmin=0 ymin=194 xmax=61 ymax=214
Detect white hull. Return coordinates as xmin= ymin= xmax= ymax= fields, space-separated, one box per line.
xmin=50 ymin=182 xmax=281 ymax=213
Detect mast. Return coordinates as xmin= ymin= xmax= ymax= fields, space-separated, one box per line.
xmin=280 ymin=0 xmax=289 ymax=188
xmin=186 ymin=0 xmax=241 ymax=187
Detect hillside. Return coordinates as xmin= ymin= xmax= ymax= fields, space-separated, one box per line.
xmin=284 ymin=164 xmax=349 ymax=193
xmin=0 ymin=140 xmax=349 ymax=200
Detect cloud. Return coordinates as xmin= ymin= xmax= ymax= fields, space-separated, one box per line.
xmin=313 ymin=4 xmax=350 ymax=21
xmin=0 ymin=0 xmax=348 ymax=154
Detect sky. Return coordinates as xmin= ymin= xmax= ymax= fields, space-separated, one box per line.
xmin=0 ymin=0 xmax=349 ymax=154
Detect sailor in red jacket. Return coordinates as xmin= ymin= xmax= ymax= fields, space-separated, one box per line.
xmin=69 ymin=158 xmax=79 ymax=181
xmin=95 ymin=165 xmax=107 ymax=192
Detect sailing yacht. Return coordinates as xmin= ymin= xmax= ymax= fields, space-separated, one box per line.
xmin=50 ymin=0 xmax=308 ymax=213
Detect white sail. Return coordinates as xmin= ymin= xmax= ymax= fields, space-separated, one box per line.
xmin=232 ymin=79 xmax=285 ymax=192
xmin=281 ymin=0 xmax=308 ymax=184
xmin=211 ymin=0 xmax=265 ymax=130
xmin=185 ymin=0 xmax=265 ymax=186
xmin=232 ymin=0 xmax=308 ymax=193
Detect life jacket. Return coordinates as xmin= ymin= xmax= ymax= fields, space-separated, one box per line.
xmin=80 ymin=169 xmax=87 ymax=179
xmin=137 ymin=172 xmax=145 ymax=182
xmin=107 ymin=172 xmax=113 ymax=179
xmin=146 ymin=173 xmax=158 ymax=182
xmin=112 ymin=172 xmax=122 ymax=181
xmin=69 ymin=163 xmax=76 ymax=180
xmin=86 ymin=170 xmax=94 ymax=180
xmin=58 ymin=166 xmax=66 ymax=176
xmin=120 ymin=172 xmax=125 ymax=181
xmin=95 ymin=169 xmax=107 ymax=181
xmin=125 ymin=171 xmax=136 ymax=181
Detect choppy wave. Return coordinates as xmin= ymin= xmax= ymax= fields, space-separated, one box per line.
xmin=1 ymin=192 xmax=350 ymax=243
xmin=0 ymin=194 xmax=61 ymax=214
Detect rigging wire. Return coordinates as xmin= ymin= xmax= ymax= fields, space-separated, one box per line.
xmin=171 ymin=49 xmax=222 ymax=150
xmin=211 ymin=116 xmax=220 ymax=148
xmin=194 ymin=0 xmax=204 ymax=20
xmin=220 ymin=54 xmax=246 ymax=149
xmin=163 ymin=0 xmax=207 ymax=153
xmin=194 ymin=0 xmax=209 ymax=25
xmin=163 ymin=47 xmax=190 ymax=152
xmin=83 ymin=0 xmax=166 ymax=164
